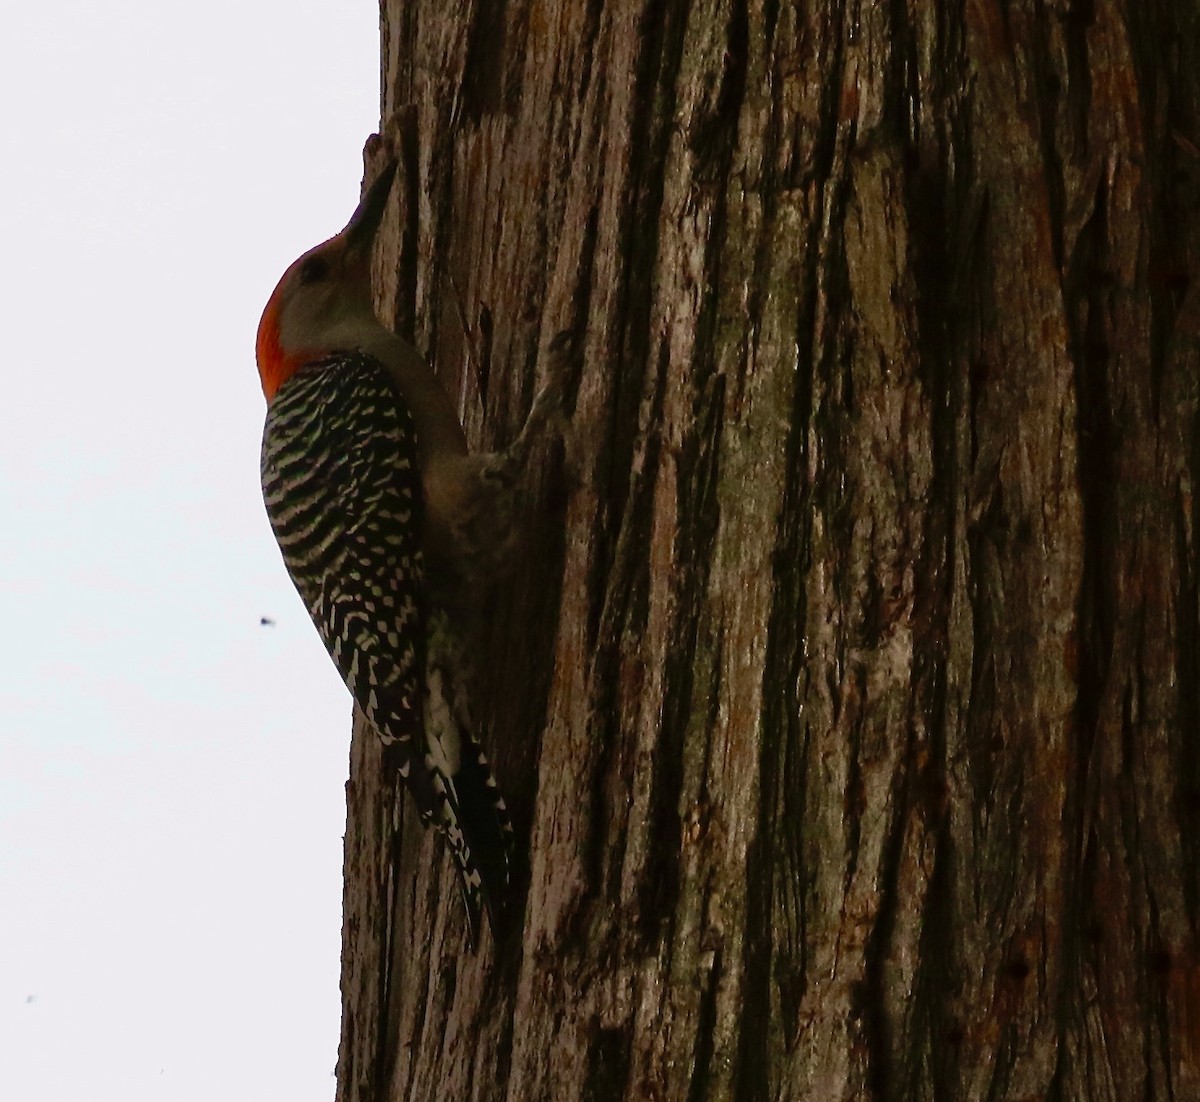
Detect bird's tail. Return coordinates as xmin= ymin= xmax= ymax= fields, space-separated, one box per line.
xmin=423 ymin=610 xmax=513 ymax=945
xmin=438 ymin=738 xmax=513 ymax=944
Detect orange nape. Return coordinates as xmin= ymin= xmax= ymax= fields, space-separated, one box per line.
xmin=256 ymin=289 xmax=295 ymax=403
xmin=256 ymin=259 xmax=323 ymax=403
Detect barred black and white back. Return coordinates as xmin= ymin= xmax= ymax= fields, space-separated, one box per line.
xmin=261 ymin=351 xmax=511 ymax=939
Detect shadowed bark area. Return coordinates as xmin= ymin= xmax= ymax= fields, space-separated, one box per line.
xmin=335 ymin=2 xmax=1200 ymax=1099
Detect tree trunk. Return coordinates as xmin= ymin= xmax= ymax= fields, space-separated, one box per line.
xmin=335 ymin=2 xmax=1200 ymax=1099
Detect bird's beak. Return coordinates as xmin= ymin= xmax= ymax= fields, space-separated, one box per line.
xmin=343 ymin=161 xmax=398 ymax=259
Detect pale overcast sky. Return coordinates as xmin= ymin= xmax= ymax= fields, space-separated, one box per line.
xmin=1 ymin=4 xmax=380 ymax=1098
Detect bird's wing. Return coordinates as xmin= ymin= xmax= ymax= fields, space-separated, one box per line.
xmin=262 ymin=352 xmax=427 ymax=751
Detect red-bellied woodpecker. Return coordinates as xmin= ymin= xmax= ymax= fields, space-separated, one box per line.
xmin=256 ymin=162 xmax=568 ymax=942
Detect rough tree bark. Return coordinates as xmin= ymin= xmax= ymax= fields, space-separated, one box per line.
xmin=334 ymin=2 xmax=1200 ymax=1100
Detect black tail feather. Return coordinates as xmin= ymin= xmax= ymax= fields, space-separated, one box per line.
xmin=443 ymin=736 xmax=512 ymax=946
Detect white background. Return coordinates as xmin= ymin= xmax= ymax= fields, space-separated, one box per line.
xmin=1 ymin=4 xmax=379 ymax=1098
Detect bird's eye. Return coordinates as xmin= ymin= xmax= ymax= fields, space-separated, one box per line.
xmin=299 ymin=256 xmax=329 ymax=284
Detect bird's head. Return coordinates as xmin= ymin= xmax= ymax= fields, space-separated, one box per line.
xmin=256 ymin=163 xmax=398 ymax=402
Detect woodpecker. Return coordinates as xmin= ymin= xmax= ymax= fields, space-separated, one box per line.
xmin=256 ymin=162 xmax=566 ymax=941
